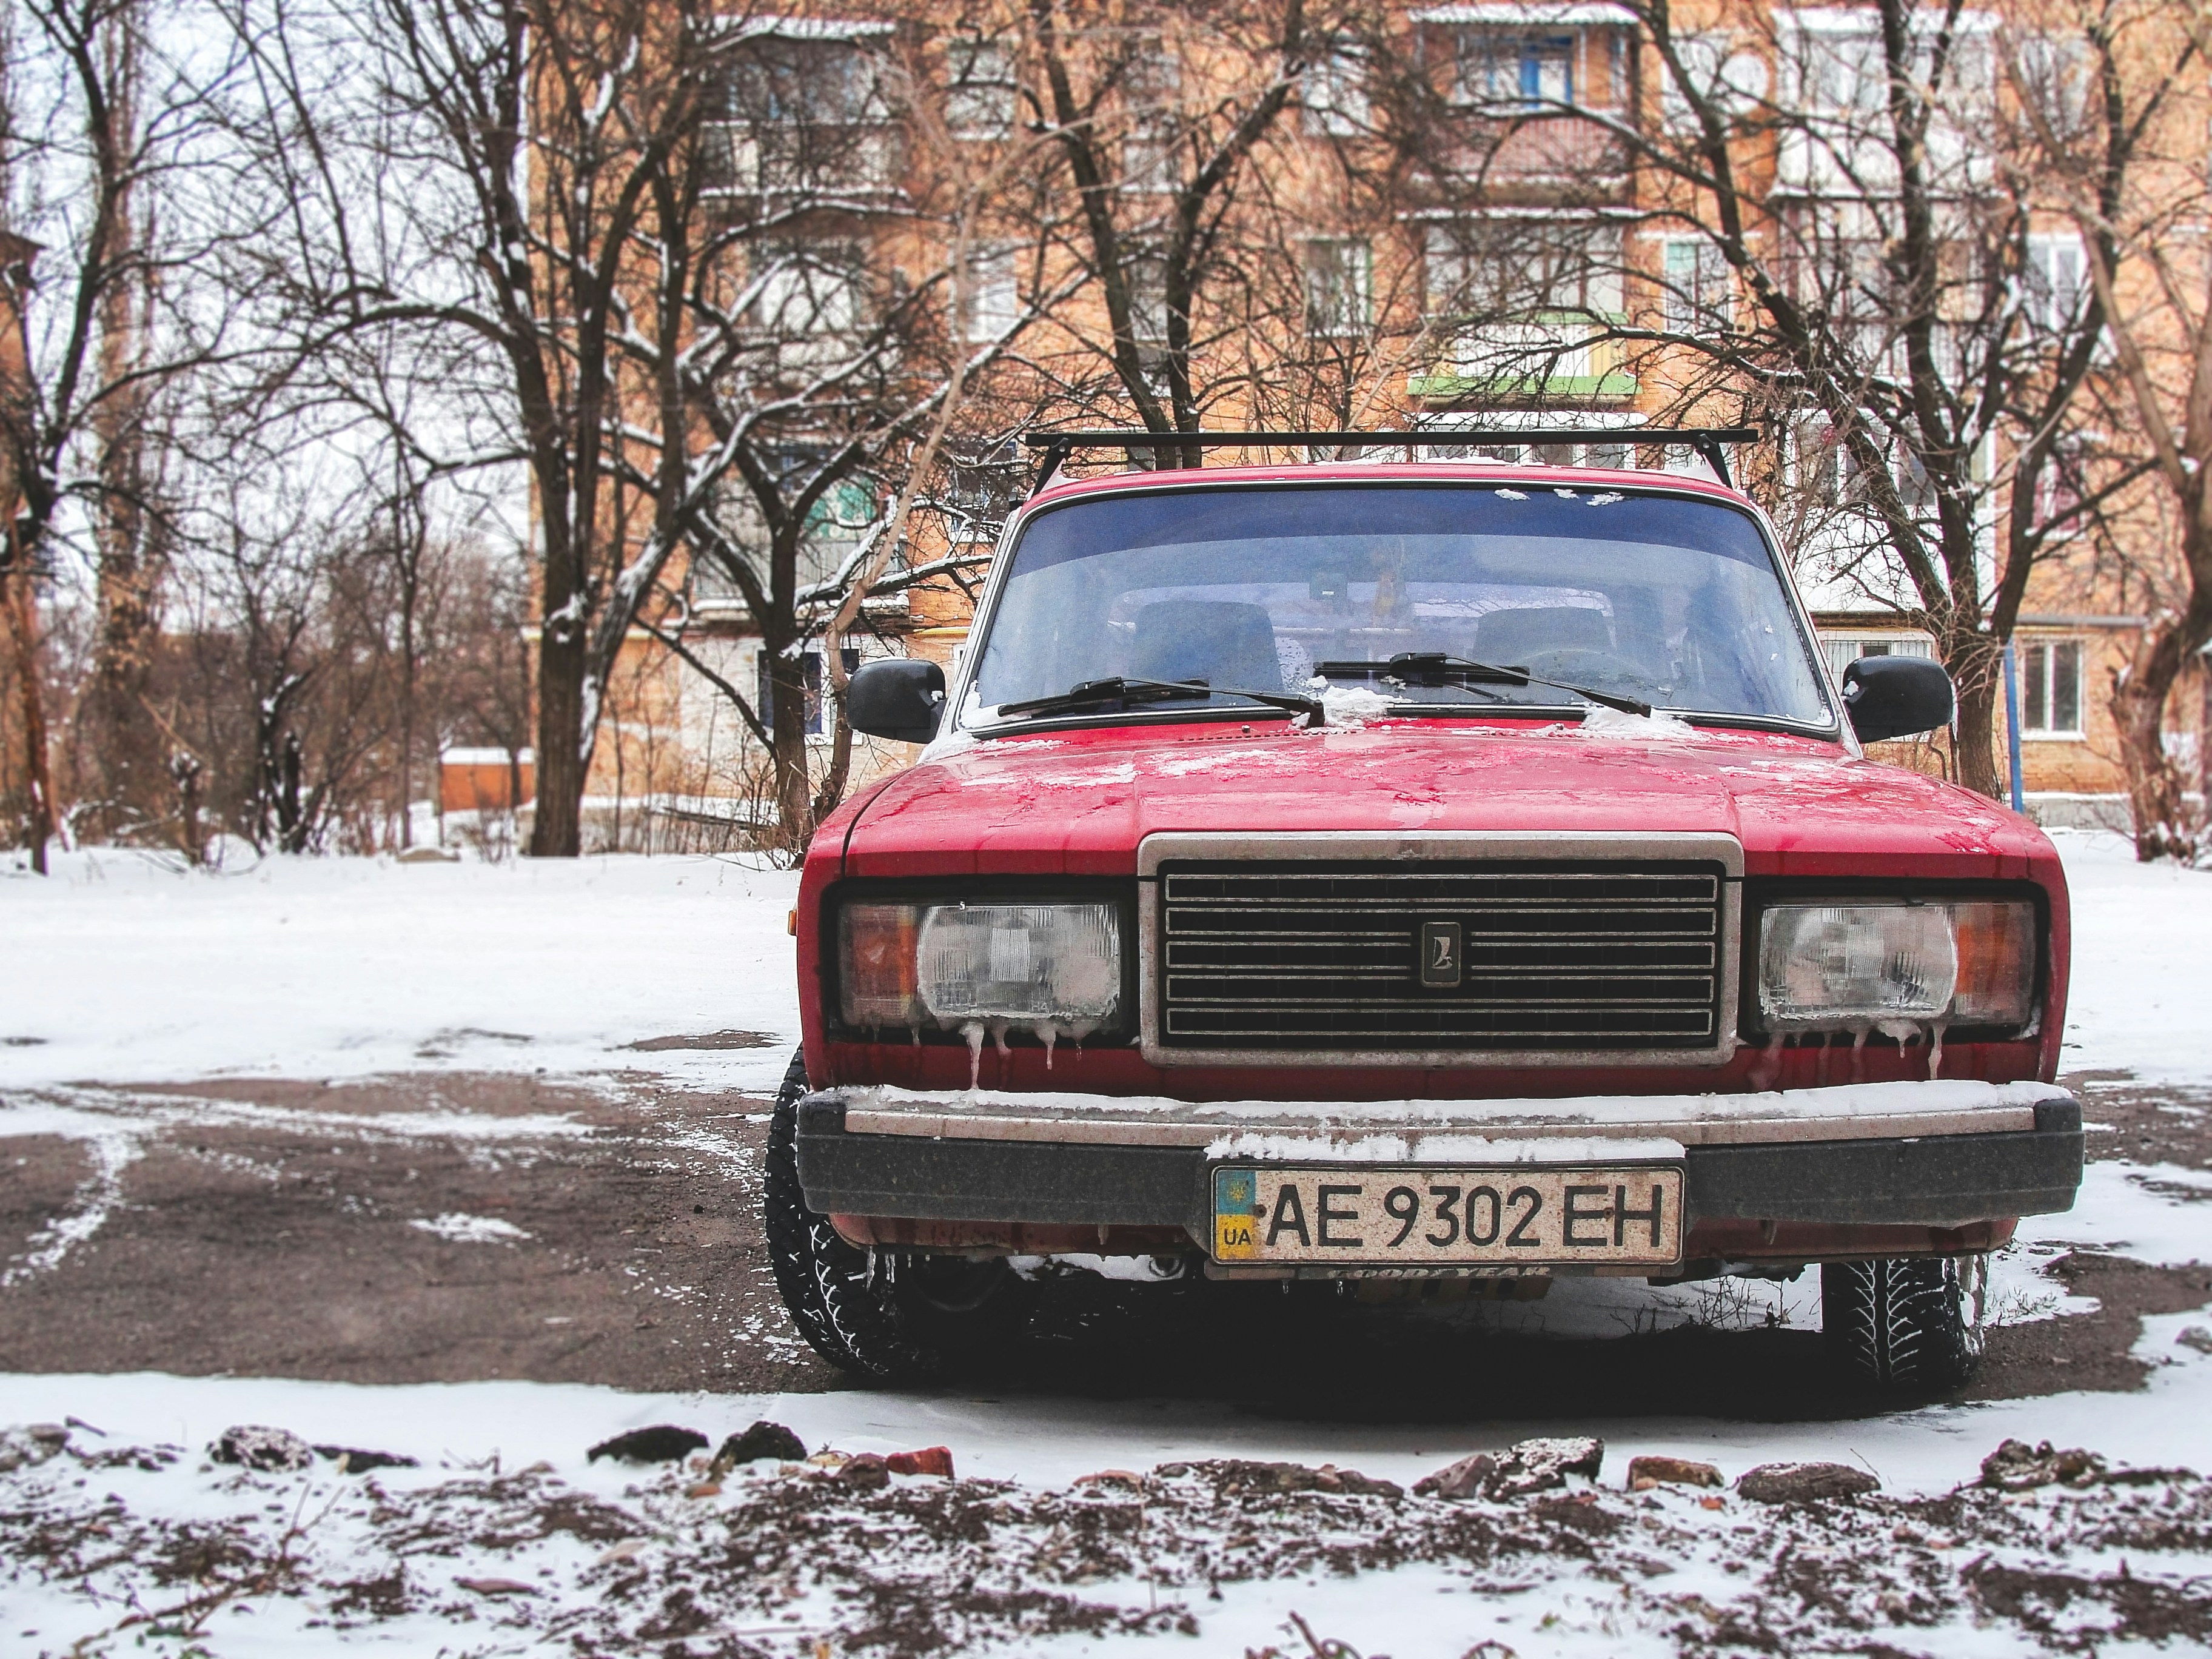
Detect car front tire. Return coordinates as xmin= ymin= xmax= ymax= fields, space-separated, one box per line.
xmin=763 ymin=1050 xmax=1034 ymax=1383
xmin=1822 ymin=1255 xmax=1985 ymax=1392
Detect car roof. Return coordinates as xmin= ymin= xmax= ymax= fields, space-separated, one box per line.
xmin=1023 ymin=460 xmax=1753 ymax=514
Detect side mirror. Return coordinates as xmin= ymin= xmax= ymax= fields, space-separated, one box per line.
xmin=1842 ymin=655 xmax=1954 ymax=743
xmin=847 ymin=658 xmax=946 ymax=744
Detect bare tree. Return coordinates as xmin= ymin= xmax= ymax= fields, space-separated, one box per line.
xmin=2026 ymin=0 xmax=2212 ymax=859
xmin=1020 ymin=0 xmax=1369 ymax=464
xmin=0 ymin=0 xmax=261 ymax=854
xmin=1409 ymin=0 xmax=2139 ymax=799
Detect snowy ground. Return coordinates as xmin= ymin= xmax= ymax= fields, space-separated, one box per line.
xmin=0 ymin=847 xmax=805 ymax=1096
xmin=1 ymin=830 xmax=2209 ymax=1656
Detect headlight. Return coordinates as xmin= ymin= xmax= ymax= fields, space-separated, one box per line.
xmin=1757 ymin=900 xmax=2035 ymax=1031
xmin=839 ymin=901 xmax=1122 ymax=1032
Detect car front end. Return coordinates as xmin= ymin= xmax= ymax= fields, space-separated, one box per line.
xmin=769 ymin=458 xmax=2082 ymax=1389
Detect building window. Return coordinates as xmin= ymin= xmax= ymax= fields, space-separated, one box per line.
xmin=2036 ymin=437 xmax=2090 ymax=532
xmin=1304 ymin=238 xmax=1372 ymax=338
xmin=1121 ymin=47 xmax=1181 ymax=190
xmin=1425 ymin=221 xmax=1623 ymax=320
xmin=1798 ymin=421 xmax=1934 ymax=512
xmin=1659 ymin=32 xmax=1768 ymax=132
xmin=1302 ymin=42 xmax=1371 ymax=135
xmin=2026 ymin=233 xmax=2088 ymax=333
xmin=960 ymin=244 xmax=1019 ymax=343
xmin=1460 ymin=32 xmax=1575 ymax=110
xmin=1662 ymin=238 xmax=1731 ymax=331
xmin=754 ymin=243 xmax=866 ymax=336
xmin=1820 ymin=634 xmax=1936 ymax=685
xmin=1124 ymin=253 xmax=1170 ymax=345
xmin=757 ymin=647 xmax=862 ymax=737
xmin=2020 ymin=639 xmax=2084 ymax=736
xmin=944 ymin=39 xmax=1017 ymax=138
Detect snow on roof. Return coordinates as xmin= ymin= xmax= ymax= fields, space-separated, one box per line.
xmin=440 ymin=747 xmax=532 ymax=766
xmin=729 ymin=16 xmax=896 ymax=41
xmin=1410 ymin=3 xmax=1637 ymax=24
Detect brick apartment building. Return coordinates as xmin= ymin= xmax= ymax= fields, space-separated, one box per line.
xmin=557 ymin=1 xmax=2205 ymax=843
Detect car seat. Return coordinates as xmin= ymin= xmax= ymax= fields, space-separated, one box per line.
xmin=1130 ymin=600 xmax=1285 ymax=691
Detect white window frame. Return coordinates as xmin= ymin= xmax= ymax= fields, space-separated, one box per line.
xmin=1302 ymin=41 xmax=1372 ymax=135
xmin=1661 ymin=236 xmax=1731 ymax=331
xmin=1819 ymin=632 xmax=1936 ymax=688
xmin=1304 ymin=237 xmax=1373 ymax=338
xmin=1658 ymin=31 xmax=1770 ymax=132
xmin=2026 ymin=232 xmax=2089 ymax=334
xmin=944 ymin=39 xmax=1017 ymax=139
xmin=2018 ymin=636 xmax=2086 ymax=737
xmin=960 ymin=244 xmax=1019 ymax=343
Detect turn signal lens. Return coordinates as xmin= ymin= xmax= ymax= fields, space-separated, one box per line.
xmin=1757 ymin=900 xmax=2037 ymax=1032
xmin=1949 ymin=900 xmax=2037 ymax=1025
xmin=839 ymin=903 xmax=923 ymax=1028
xmin=917 ymin=903 xmax=1122 ymax=1027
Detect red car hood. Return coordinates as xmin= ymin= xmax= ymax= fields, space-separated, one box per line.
xmin=839 ymin=718 xmax=2054 ymax=881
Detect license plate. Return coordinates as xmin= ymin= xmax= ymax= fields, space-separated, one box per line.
xmin=1211 ymin=1165 xmax=1685 ymax=1268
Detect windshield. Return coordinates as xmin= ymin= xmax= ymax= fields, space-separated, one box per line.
xmin=965 ymin=483 xmax=1833 ymax=729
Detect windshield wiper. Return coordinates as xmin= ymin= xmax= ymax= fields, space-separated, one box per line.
xmin=1315 ymin=652 xmax=1652 ymax=719
xmin=994 ymin=675 xmax=1327 ymax=725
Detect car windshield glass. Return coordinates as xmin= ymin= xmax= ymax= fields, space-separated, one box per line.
xmin=965 ymin=484 xmax=1832 ymax=728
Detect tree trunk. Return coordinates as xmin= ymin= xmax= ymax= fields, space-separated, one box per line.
xmin=171 ymin=749 xmax=202 ymax=865
xmin=4 ymin=573 xmax=52 ymax=874
xmin=2112 ymin=617 xmax=2207 ymax=863
xmin=78 ymin=518 xmax=165 ymax=840
xmin=1942 ymin=631 xmax=2005 ymax=800
xmin=277 ymin=731 xmax=307 ymax=853
xmin=529 ymin=616 xmax=587 ymax=857
xmin=398 ymin=581 xmax=417 ymax=850
xmin=767 ymin=640 xmax=811 ymax=861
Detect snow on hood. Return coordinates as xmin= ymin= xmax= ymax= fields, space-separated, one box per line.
xmin=844 ymin=718 xmax=2051 ymax=879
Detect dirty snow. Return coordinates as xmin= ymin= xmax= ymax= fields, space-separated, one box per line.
xmin=1577 ymin=703 xmax=1695 ymax=739
xmin=2 ymin=829 xmax=2211 ymax=1655
xmin=408 ymin=1212 xmax=534 ymax=1245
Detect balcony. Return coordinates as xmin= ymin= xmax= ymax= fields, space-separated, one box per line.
xmin=1421 ymin=113 xmax=1631 ymax=205
xmin=1407 ymin=314 xmax=1637 ymax=405
xmin=702 ymin=120 xmax=900 ymax=204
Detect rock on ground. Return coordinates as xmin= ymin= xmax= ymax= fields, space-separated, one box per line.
xmin=1736 ymin=1461 xmax=1880 ymax=1503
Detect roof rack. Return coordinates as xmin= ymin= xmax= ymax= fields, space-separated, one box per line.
xmin=1022 ymin=426 xmax=1761 ymax=492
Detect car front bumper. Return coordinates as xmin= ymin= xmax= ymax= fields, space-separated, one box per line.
xmin=792 ymin=1079 xmax=2084 ymax=1270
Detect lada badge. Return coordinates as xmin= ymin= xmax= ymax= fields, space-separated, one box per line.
xmin=1419 ymin=920 xmax=1464 ymax=989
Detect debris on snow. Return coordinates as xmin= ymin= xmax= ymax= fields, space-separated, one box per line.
xmin=209 ymin=1424 xmax=315 ymax=1472
xmin=1982 ymin=1437 xmax=2106 ymax=1491
xmin=1736 ymin=1460 xmax=1880 ymax=1503
xmin=1414 ymin=1436 xmax=1603 ymax=1501
xmin=886 ymin=1445 xmax=954 ymax=1478
xmin=456 ymin=1575 xmax=537 ymax=1596
xmin=1156 ymin=1459 xmax=1402 ymax=1499
xmin=10 ymin=1436 xmax=2208 ymax=1657
xmin=710 ymin=1419 xmax=806 ymax=1473
xmin=587 ymin=1426 xmax=708 ymax=1464
xmin=1076 ymin=1469 xmax=1146 ymax=1490
xmin=836 ymin=1451 xmax=892 ymax=1491
xmin=1627 ymin=1453 xmax=1723 ymax=1491
xmin=315 ymin=1444 xmax=420 ymax=1474
xmin=0 ymin=1423 xmax=68 ymax=1472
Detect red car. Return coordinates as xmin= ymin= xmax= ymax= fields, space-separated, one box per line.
xmin=766 ymin=438 xmax=2081 ymax=1392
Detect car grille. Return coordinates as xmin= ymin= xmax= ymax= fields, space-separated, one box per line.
xmin=1157 ymin=862 xmax=1726 ymax=1052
